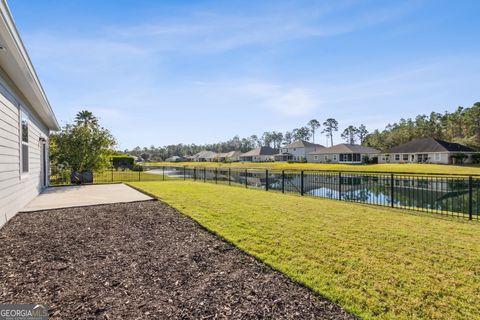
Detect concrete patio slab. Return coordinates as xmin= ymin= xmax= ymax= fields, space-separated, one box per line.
xmin=21 ymin=184 xmax=152 ymax=212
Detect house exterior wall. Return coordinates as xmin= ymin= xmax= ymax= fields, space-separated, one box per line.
xmin=377 ymin=152 xmax=471 ymax=164
xmin=279 ymin=146 xmax=322 ymax=161
xmin=0 ymin=72 xmax=49 ymax=228
xmin=307 ymin=153 xmax=377 ymax=163
xmin=240 ymin=155 xmax=275 ymax=162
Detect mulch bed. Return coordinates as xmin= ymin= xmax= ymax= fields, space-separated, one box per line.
xmin=0 ymin=200 xmax=356 ymax=319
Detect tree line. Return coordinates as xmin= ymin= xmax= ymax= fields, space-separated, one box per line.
xmin=127 ymin=102 xmax=480 ymax=161
xmin=364 ymin=102 xmax=480 ymax=151
xmin=53 ymin=102 xmax=480 ymax=167
xmin=126 ymin=119 xmax=370 ymax=161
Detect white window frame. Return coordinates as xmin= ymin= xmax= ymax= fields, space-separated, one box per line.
xmin=314 ymin=155 xmax=318 ymax=160
xmin=395 ymin=154 xmax=400 ymax=161
xmin=403 ymin=154 xmax=409 ymax=161
xmin=333 ymin=154 xmax=337 ymax=161
xmin=434 ymin=153 xmax=441 ymax=161
xmin=19 ymin=108 xmax=29 ymax=178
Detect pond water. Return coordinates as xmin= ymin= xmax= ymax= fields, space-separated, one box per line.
xmin=146 ymin=167 xmax=479 ymax=216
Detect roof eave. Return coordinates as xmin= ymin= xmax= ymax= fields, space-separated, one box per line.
xmin=0 ymin=0 xmax=59 ymax=131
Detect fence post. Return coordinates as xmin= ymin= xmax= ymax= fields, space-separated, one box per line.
xmin=390 ymin=173 xmax=395 ymax=208
xmin=215 ymin=168 xmax=218 ymax=184
xmin=282 ymin=170 xmax=285 ymax=193
xmin=338 ymin=172 xmax=342 ymax=200
xmin=469 ymin=176 xmax=473 ymax=220
xmin=183 ymin=166 xmax=186 ymax=180
xmin=139 ymin=170 xmax=141 ymax=181
xmin=228 ymin=168 xmax=231 ymax=186
xmin=111 ymin=169 xmax=114 ymax=182
xmin=301 ymin=171 xmax=304 ymax=196
xmin=162 ymin=166 xmax=165 ymax=181
xmin=265 ymin=169 xmax=269 ymax=191
xmin=193 ymin=168 xmax=196 ymax=181
xmin=204 ymin=168 xmax=206 ymax=182
xmin=245 ymin=169 xmax=248 ymax=188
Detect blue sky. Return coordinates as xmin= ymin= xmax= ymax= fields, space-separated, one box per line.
xmin=9 ymin=0 xmax=480 ymax=149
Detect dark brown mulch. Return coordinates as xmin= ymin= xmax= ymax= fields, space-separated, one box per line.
xmin=0 ymin=201 xmax=356 ymax=320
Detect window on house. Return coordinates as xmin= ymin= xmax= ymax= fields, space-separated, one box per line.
xmin=314 ymin=156 xmax=318 ymax=160
xmin=434 ymin=153 xmax=441 ymax=161
xmin=21 ymin=111 xmax=29 ymax=173
xmin=339 ymin=153 xmax=361 ymax=162
xmin=395 ymin=154 xmax=400 ymax=161
xmin=403 ymin=154 xmax=409 ymax=161
xmin=324 ymin=155 xmax=328 ymax=161
xmin=333 ymin=155 xmax=337 ymax=161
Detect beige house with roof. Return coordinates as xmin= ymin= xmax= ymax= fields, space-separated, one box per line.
xmin=191 ymin=150 xmax=217 ymax=162
xmin=216 ymin=150 xmax=242 ymax=162
xmin=240 ymin=147 xmax=278 ymax=162
xmin=379 ymin=138 xmax=477 ymax=164
xmin=307 ymin=144 xmax=380 ymax=164
xmin=275 ymin=140 xmax=325 ymax=162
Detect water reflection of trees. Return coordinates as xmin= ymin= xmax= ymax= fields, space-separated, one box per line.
xmin=156 ymin=167 xmax=480 ymax=217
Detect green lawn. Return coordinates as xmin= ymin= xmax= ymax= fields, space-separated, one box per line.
xmin=146 ymin=161 xmax=480 ymax=176
xmin=129 ymin=180 xmax=480 ymax=320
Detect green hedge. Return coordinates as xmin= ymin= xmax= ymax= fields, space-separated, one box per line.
xmin=111 ymin=156 xmax=135 ymax=169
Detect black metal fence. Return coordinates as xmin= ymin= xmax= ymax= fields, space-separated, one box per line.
xmin=149 ymin=166 xmax=480 ymax=220
xmin=51 ymin=166 xmax=480 ymax=220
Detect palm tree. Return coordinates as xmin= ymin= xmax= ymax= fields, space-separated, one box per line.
xmin=75 ymin=110 xmax=98 ymax=127
xmin=307 ymin=119 xmax=321 ymax=143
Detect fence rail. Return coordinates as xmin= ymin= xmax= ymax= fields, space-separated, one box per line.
xmin=51 ymin=166 xmax=480 ymax=221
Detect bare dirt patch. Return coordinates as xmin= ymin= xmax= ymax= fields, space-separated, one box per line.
xmin=0 ymin=201 xmax=356 ymax=319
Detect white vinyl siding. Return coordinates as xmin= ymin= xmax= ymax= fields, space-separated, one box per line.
xmin=378 ymin=152 xmax=463 ymax=164
xmin=0 ymin=77 xmax=49 ymax=228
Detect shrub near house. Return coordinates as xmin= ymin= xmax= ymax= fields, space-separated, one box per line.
xmin=112 ymin=156 xmax=135 ymax=170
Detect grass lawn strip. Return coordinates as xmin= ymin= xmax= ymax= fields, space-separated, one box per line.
xmin=129 ymin=181 xmax=480 ymax=320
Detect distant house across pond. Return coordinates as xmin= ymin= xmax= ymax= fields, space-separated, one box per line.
xmin=379 ymin=138 xmax=477 ymax=164
xmin=275 ymin=140 xmax=325 ymax=162
xmin=240 ymin=147 xmax=278 ymax=162
xmin=191 ymin=150 xmax=218 ymax=162
xmin=307 ymin=144 xmax=380 ymax=163
xmin=216 ymin=151 xmax=242 ymax=162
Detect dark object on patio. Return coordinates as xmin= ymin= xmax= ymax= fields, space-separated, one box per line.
xmin=70 ymin=171 xmax=93 ymax=184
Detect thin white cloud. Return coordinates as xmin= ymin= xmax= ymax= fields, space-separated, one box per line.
xmin=238 ymin=83 xmax=318 ymax=116
xmin=102 ymin=1 xmax=416 ymax=53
